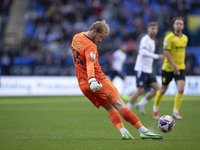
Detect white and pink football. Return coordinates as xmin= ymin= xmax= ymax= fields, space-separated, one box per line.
xmin=157 ymin=115 xmax=175 ymax=133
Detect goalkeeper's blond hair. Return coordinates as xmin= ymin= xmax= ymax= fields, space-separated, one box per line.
xmin=89 ymin=20 xmax=110 ymax=36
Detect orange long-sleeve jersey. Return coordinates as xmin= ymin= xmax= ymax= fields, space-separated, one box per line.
xmin=71 ymin=32 xmax=106 ymax=86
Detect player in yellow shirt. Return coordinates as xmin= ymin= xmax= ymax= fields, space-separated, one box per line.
xmin=153 ymin=17 xmax=188 ymax=120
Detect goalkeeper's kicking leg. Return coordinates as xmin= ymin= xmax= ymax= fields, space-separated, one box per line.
xmin=104 ymin=103 xmax=134 ymax=140
xmin=104 ymin=98 xmax=163 ymax=140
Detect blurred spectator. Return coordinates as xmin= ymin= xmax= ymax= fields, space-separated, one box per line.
xmin=0 ymin=0 xmax=12 ymax=40
xmin=0 ymin=0 xmax=200 ymax=75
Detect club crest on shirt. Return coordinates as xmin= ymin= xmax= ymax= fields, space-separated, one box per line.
xmin=90 ymin=52 xmax=95 ymax=58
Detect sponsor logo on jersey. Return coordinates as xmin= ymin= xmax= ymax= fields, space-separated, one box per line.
xmin=164 ymin=41 xmax=168 ymax=46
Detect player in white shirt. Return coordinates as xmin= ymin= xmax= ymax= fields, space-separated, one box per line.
xmin=110 ymin=44 xmax=127 ymax=81
xmin=110 ymin=44 xmax=127 ymax=94
xmin=127 ymin=22 xmax=163 ymax=115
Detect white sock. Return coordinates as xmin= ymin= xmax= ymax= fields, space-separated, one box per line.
xmin=153 ymin=106 xmax=158 ymax=111
xmin=138 ymin=126 xmax=148 ymax=133
xmin=173 ymin=110 xmax=178 ymax=114
xmin=120 ymin=128 xmax=129 ymax=134
xmin=127 ymin=102 xmax=132 ymax=110
xmin=138 ymin=97 xmax=148 ymax=106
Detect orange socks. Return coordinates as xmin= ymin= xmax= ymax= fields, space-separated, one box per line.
xmin=109 ymin=108 xmax=144 ymax=131
xmin=119 ymin=107 xmax=142 ymax=130
xmin=109 ymin=109 xmax=124 ymax=130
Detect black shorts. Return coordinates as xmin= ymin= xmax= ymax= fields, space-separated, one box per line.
xmin=136 ymin=71 xmax=157 ymax=88
xmin=110 ymin=70 xmax=125 ymax=81
xmin=161 ymin=70 xmax=185 ymax=85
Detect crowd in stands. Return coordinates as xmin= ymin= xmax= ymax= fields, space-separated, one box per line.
xmin=0 ymin=0 xmax=12 ymax=40
xmin=0 ymin=0 xmax=200 ymax=76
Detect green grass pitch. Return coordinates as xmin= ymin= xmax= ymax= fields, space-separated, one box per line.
xmin=0 ymin=96 xmax=200 ymax=150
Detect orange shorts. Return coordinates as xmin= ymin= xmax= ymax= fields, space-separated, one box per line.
xmin=79 ymin=78 xmax=120 ymax=109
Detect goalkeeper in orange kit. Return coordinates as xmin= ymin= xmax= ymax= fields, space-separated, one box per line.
xmin=71 ymin=20 xmax=162 ymax=140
